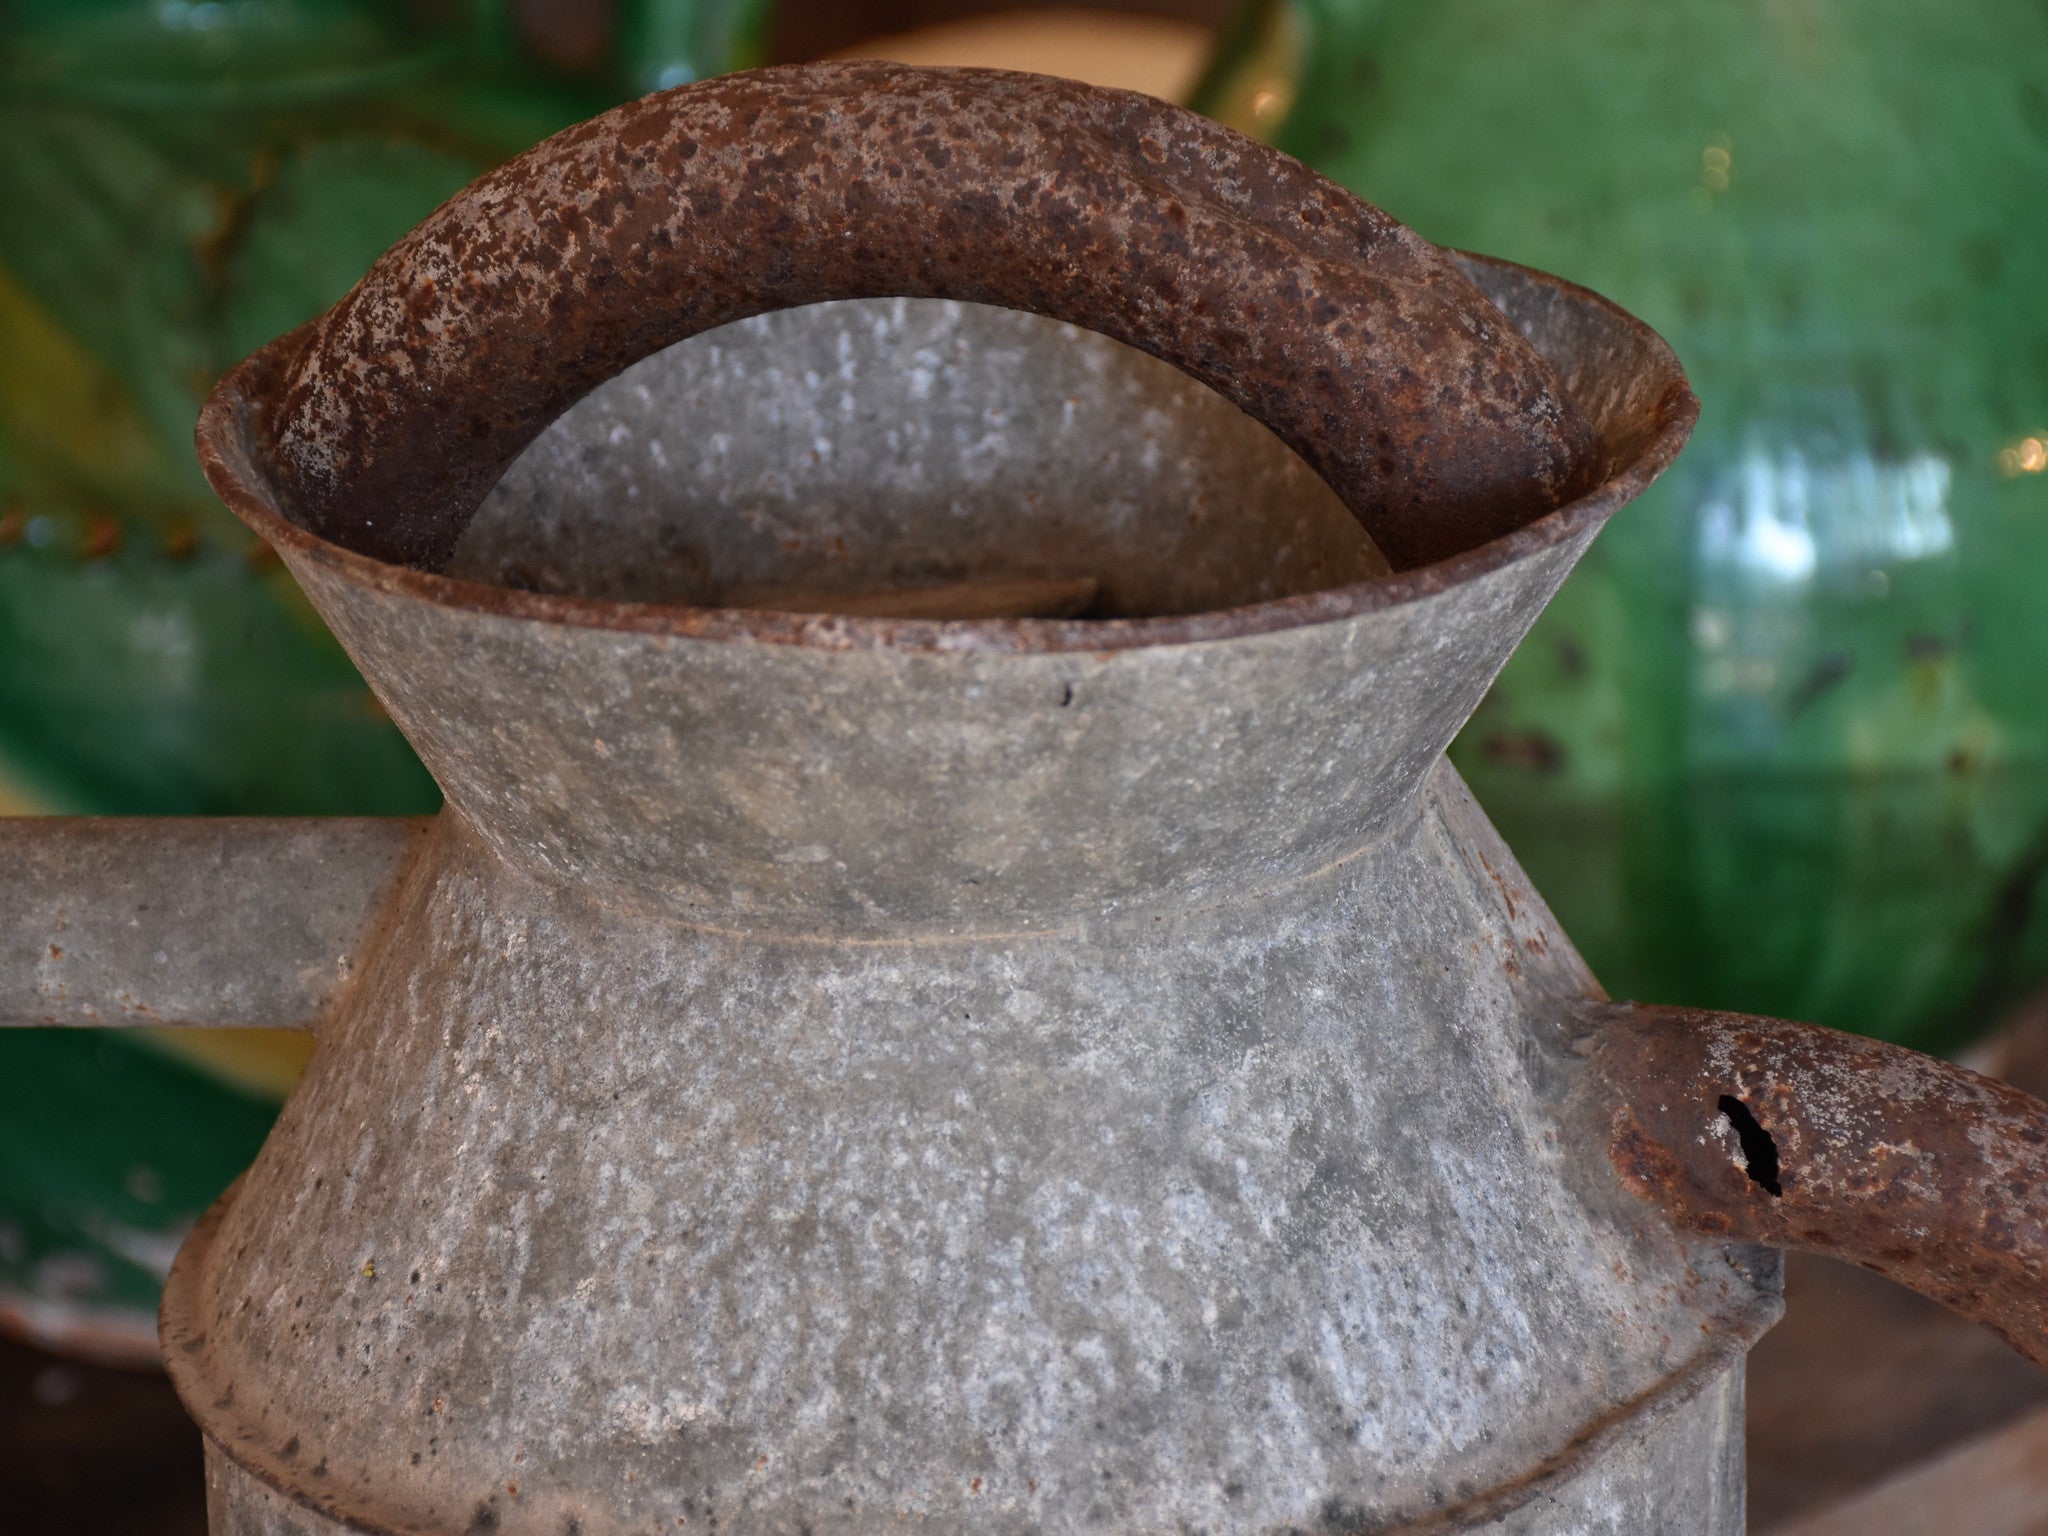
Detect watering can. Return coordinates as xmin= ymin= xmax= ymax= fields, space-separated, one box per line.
xmin=5 ymin=62 xmax=2046 ymax=1536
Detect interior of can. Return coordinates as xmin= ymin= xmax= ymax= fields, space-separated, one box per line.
xmin=450 ymin=297 xmax=1390 ymax=621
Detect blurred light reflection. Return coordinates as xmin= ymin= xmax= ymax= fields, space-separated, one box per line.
xmin=1998 ymin=436 xmax=2048 ymax=476
xmin=1697 ymin=444 xmax=1954 ymax=584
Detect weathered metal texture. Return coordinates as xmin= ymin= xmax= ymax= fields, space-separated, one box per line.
xmin=197 ymin=261 xmax=1681 ymax=939
xmin=0 ymin=817 xmax=429 ymax=1030
xmin=1580 ymin=1001 xmax=2048 ymax=1370
xmin=0 ymin=64 xmax=2032 ymax=1536
xmin=200 ymin=252 xmax=1690 ymax=659
xmin=163 ymin=255 xmax=1785 ymax=1536
xmin=261 ymin=62 xmax=1598 ymax=574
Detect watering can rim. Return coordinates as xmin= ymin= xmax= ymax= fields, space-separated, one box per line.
xmin=197 ymin=251 xmax=1695 ymax=658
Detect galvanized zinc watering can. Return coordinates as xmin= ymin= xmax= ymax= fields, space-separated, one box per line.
xmin=6 ymin=61 xmax=2048 ymax=1536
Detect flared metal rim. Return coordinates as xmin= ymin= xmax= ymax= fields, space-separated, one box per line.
xmin=196 ymin=254 xmax=1696 ymax=657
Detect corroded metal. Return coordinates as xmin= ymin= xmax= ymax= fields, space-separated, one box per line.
xmin=263 ymin=61 xmax=1596 ymax=574
xmin=201 ymin=249 xmax=1687 ymax=660
xmin=0 ymin=817 xmax=428 ymax=1030
xmin=1580 ymin=1001 xmax=2048 ymax=1370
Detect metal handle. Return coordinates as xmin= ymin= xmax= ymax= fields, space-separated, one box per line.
xmin=0 ymin=816 xmax=429 ymax=1030
xmin=254 ymin=60 xmax=1595 ymax=574
xmin=1580 ymin=1000 xmax=2048 ymax=1368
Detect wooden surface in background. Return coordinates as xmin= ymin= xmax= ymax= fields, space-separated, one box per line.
xmin=769 ymin=0 xmax=1232 ymax=68
xmin=1773 ymin=1403 xmax=2048 ymax=1536
xmin=1748 ymin=1253 xmax=2048 ymax=1529
xmin=0 ymin=1332 xmax=206 ymax=1536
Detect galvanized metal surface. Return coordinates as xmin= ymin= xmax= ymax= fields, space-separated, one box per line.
xmin=451 ymin=295 xmax=1389 ymax=615
xmin=201 ymin=260 xmax=1677 ymax=939
xmin=263 ymin=62 xmax=1597 ymax=574
xmin=1582 ymin=1001 xmax=2048 ymax=1370
xmin=162 ymin=771 xmax=1773 ymax=1536
xmin=200 ymin=253 xmax=1689 ymax=662
xmin=195 ymin=1366 xmax=1749 ymax=1536
xmin=0 ymin=817 xmax=428 ymax=1030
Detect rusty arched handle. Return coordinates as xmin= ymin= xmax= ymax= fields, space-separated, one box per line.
xmin=260 ymin=60 xmax=1595 ymax=575
xmin=1581 ymin=1001 xmax=2048 ymax=1368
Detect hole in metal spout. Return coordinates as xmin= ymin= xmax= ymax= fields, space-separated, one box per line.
xmin=1717 ymin=1095 xmax=1782 ymax=1197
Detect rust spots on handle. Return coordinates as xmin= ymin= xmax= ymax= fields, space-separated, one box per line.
xmin=1582 ymin=1001 xmax=2048 ymax=1369
xmin=259 ymin=60 xmax=1597 ymax=575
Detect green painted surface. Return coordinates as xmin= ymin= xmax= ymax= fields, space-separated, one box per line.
xmin=1195 ymin=0 xmax=2048 ymax=1049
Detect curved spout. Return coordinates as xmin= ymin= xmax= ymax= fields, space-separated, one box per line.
xmin=1576 ymin=1000 xmax=2048 ymax=1369
xmin=0 ymin=816 xmax=430 ymax=1030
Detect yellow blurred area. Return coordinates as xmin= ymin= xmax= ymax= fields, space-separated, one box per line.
xmin=836 ymin=8 xmax=1213 ymax=101
xmin=0 ymin=266 xmax=193 ymax=517
xmin=139 ymin=1025 xmax=317 ymax=1101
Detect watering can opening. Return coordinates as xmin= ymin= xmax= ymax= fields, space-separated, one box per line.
xmin=187 ymin=64 xmax=1704 ymax=932
xmin=433 ymin=250 xmax=1694 ymax=630
xmin=446 ymin=296 xmax=1395 ymax=622
xmin=200 ymin=247 xmax=1692 ymax=654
